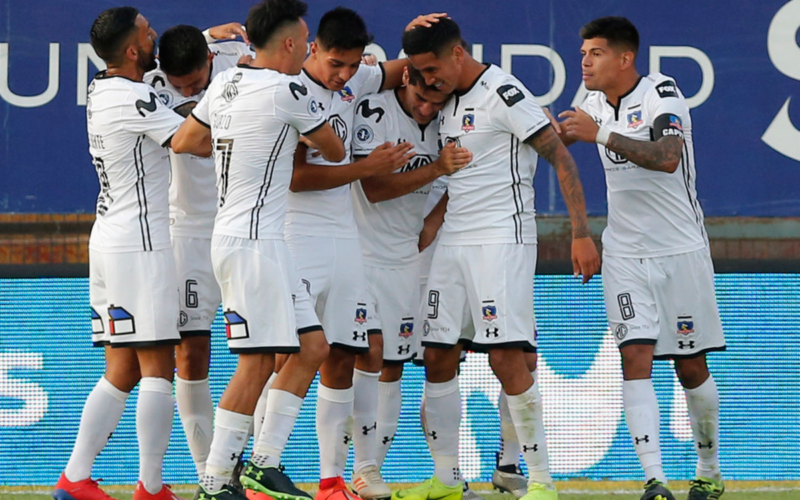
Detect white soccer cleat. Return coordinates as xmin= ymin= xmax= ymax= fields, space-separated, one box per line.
xmin=352 ymin=465 xmax=392 ymax=500
xmin=492 ymin=466 xmax=528 ymax=499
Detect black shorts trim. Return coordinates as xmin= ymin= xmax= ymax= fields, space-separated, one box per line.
xmin=93 ymin=340 xmax=111 ymax=348
xmin=111 ymin=338 xmax=181 ymax=349
xmin=191 ymin=112 xmax=210 ymax=128
xmin=654 ymin=345 xmax=727 ymax=361
xmin=330 ymin=342 xmax=369 ymax=354
xmin=618 ymin=338 xmax=658 ymax=350
xmin=179 ymin=329 xmax=212 ymax=338
xmin=421 ymin=340 xmax=458 ymax=350
xmin=298 ymin=325 xmax=323 ymax=335
xmin=383 ymin=355 xmax=414 ymax=365
xmin=229 ymin=345 xmax=300 ymax=354
xmin=469 ymin=340 xmax=537 ymax=353
xmin=367 ymin=329 xmax=382 ymax=335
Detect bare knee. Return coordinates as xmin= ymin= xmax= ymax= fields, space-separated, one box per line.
xmin=674 ymin=355 xmax=710 ymax=389
xmin=299 ymin=329 xmax=330 ymax=369
xmin=320 ymin=346 xmax=356 ymax=388
xmin=176 ymin=336 xmax=210 ymax=380
xmin=104 ymin=346 xmax=141 ymax=392
xmin=620 ymin=343 xmax=655 ymax=380
xmin=488 ymin=348 xmax=532 ymax=394
xmin=355 ymin=334 xmax=384 ymax=373
xmin=423 ymin=346 xmax=460 ymax=383
xmin=524 ymin=351 xmax=538 ymax=372
xmin=380 ymin=362 xmax=404 ymax=382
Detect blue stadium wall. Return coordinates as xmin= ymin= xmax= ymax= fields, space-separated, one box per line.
xmin=0 ymin=275 xmax=798 ymax=485
xmin=2 ymin=0 xmax=800 ymax=216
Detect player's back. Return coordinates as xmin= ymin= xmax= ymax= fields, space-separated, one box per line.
xmin=86 ymin=72 xmax=182 ymax=252
xmin=196 ymin=65 xmax=324 ymax=241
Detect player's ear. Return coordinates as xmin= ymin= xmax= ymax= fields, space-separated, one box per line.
xmin=402 ymin=66 xmax=410 ymax=86
xmin=309 ymin=41 xmax=319 ymax=59
xmin=452 ymin=44 xmax=464 ymax=64
xmin=620 ymin=51 xmax=634 ymax=70
xmin=207 ymin=50 xmax=214 ymax=64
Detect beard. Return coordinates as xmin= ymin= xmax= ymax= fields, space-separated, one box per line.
xmin=138 ymin=45 xmax=157 ymax=72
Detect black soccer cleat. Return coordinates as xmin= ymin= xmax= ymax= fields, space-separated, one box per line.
xmin=195 ymin=485 xmax=248 ymax=500
xmin=239 ymin=463 xmax=311 ymax=500
xmin=640 ymin=479 xmax=676 ymax=500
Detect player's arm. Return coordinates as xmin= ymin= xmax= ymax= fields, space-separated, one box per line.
xmin=380 ymin=59 xmax=409 ymax=91
xmin=419 ymin=190 xmax=447 ymax=252
xmin=171 ymin=114 xmax=212 ymax=157
xmin=303 ymin=122 xmax=346 ymax=163
xmin=358 ymin=142 xmax=471 ymax=203
xmin=559 ymin=107 xmax=681 ymax=172
xmin=203 ymin=22 xmax=250 ymax=45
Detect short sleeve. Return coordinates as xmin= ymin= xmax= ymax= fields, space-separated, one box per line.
xmin=275 ymin=78 xmax=326 ymax=135
xmin=123 ymin=86 xmax=184 ymax=147
xmin=355 ymin=63 xmax=386 ymax=98
xmin=491 ymin=78 xmax=550 ymax=143
xmin=352 ymin=94 xmax=389 ymax=156
xmin=191 ymin=91 xmax=211 ymax=128
xmin=645 ymin=79 xmax=686 ymax=121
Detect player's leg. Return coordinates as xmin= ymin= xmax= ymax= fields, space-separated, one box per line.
xmin=376 ymin=362 xmax=404 ymax=468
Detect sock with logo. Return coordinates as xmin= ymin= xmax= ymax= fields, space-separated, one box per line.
xmin=423 ymin=378 xmax=462 ymax=487
xmin=253 ymin=373 xmax=277 ymax=443
xmin=175 ymin=376 xmax=213 ymax=476
xmin=65 ymin=377 xmax=129 ymax=482
xmin=352 ymin=369 xmax=380 ymax=473
xmin=201 ymin=408 xmax=253 ymax=493
xmin=505 ymin=371 xmax=552 ymax=486
xmin=684 ymin=375 xmax=721 ymax=481
xmin=251 ymin=389 xmax=303 ymax=468
xmin=137 ymin=377 xmax=174 ymax=494
xmin=376 ymin=379 xmax=402 ymax=468
xmin=623 ymin=378 xmax=666 ymax=484
xmin=497 ymin=388 xmax=521 ymax=469
xmin=316 ymin=385 xmax=354 ymax=480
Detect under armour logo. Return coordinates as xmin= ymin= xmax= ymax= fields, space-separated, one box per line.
xmin=678 ymin=340 xmax=696 ymax=349
xmin=382 ymin=435 xmax=395 ymax=445
xmin=398 ymin=345 xmax=411 ymax=355
xmin=485 ymin=327 xmax=499 ymax=338
xmin=634 ymin=435 xmax=650 ymax=445
xmin=343 ymin=435 xmax=352 ymax=445
xmin=697 ymin=441 xmax=714 ymax=449
xmin=427 ymin=430 xmax=437 ymax=440
xmin=522 ymin=444 xmax=538 ymax=452
xmin=362 ymin=422 xmax=377 ymax=435
xmin=353 ymin=331 xmax=367 ymax=341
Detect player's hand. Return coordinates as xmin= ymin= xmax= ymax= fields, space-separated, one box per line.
xmin=237 ymin=54 xmax=254 ymax=66
xmin=361 ymin=54 xmax=379 ymax=66
xmin=418 ymin=218 xmax=439 ymax=252
xmin=365 ymin=142 xmax=416 ymax=175
xmin=435 ymin=141 xmax=472 ymax=175
xmin=298 ymin=136 xmax=322 ymax=158
xmin=208 ymin=22 xmax=250 ymax=45
xmin=559 ymin=107 xmax=599 ymax=143
xmin=406 ymin=13 xmax=448 ymax=31
xmin=543 ymin=107 xmax=561 ymax=134
xmin=571 ymin=236 xmax=600 ymax=284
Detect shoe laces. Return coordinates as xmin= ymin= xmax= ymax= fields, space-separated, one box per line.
xmin=689 ymin=479 xmax=714 ymax=491
xmin=359 ymin=467 xmax=384 ymax=485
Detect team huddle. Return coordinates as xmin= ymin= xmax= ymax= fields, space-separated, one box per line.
xmin=53 ymin=3 xmax=727 ymax=500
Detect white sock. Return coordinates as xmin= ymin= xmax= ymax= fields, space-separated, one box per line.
xmin=137 ymin=377 xmax=174 ymax=494
xmin=317 ymin=385 xmax=354 ymax=480
xmin=497 ymin=388 xmax=521 ymax=469
xmin=201 ymin=408 xmax=253 ymax=493
xmin=251 ymin=390 xmax=303 ymax=468
xmin=684 ymin=375 xmax=721 ymax=481
xmin=623 ymin=378 xmax=666 ymax=484
xmin=176 ymin=377 xmax=213 ymax=476
xmin=352 ymin=369 xmax=380 ymax=473
xmin=376 ymin=380 xmax=402 ymax=468
xmin=505 ymin=372 xmax=552 ymax=486
xmin=253 ymin=373 xmax=277 ymax=443
xmin=424 ymin=378 xmax=462 ymax=487
xmin=65 ymin=377 xmax=129 ymax=482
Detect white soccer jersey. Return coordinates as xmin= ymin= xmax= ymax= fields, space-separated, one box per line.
xmin=285 ymin=64 xmax=385 ymax=239
xmin=192 ymin=65 xmax=325 ymax=240
xmin=351 ymin=89 xmax=441 ymax=268
xmin=145 ymin=41 xmax=252 ymax=239
xmin=86 ymin=72 xmax=184 ymax=252
xmin=437 ymin=65 xmax=549 ymax=245
xmin=580 ymin=73 xmax=707 ymax=258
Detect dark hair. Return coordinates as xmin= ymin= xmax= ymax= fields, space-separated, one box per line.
xmin=402 ymin=17 xmax=463 ymax=58
xmin=246 ymin=0 xmax=308 ymax=50
xmin=316 ymin=7 xmax=373 ymax=51
xmin=580 ymin=17 xmax=639 ymax=55
xmin=406 ymin=65 xmax=439 ymax=92
xmin=90 ymin=6 xmax=139 ymax=64
xmin=158 ymin=25 xmax=208 ymax=77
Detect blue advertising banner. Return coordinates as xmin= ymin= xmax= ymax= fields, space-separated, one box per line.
xmin=1 ymin=275 xmax=798 ymax=485
xmin=1 ymin=1 xmax=800 ymax=215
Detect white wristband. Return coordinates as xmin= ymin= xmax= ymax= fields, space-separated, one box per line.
xmin=202 ymin=29 xmax=215 ymax=44
xmin=595 ymin=126 xmax=612 ymax=146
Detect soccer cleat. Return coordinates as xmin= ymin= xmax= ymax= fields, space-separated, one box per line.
xmin=640 ymin=479 xmax=675 ymax=500
xmin=315 ymin=477 xmax=363 ymax=500
xmin=518 ymin=482 xmax=557 ymax=500
xmin=230 ymin=455 xmax=246 ymax=494
xmin=491 ymin=465 xmax=527 ymax=498
xmin=132 ymin=482 xmax=186 ymax=500
xmin=195 ymin=484 xmax=250 ymax=500
xmin=687 ymin=477 xmax=725 ymax=500
xmin=461 ymin=483 xmax=485 ymax=500
xmin=53 ymin=473 xmax=121 ymax=500
xmin=390 ymin=477 xmax=462 ymax=500
xmin=352 ymin=465 xmax=392 ymax=500
xmin=240 ymin=463 xmax=311 ymax=500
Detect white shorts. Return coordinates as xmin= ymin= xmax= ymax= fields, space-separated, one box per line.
xmin=172 ymin=236 xmax=222 ymax=335
xmin=211 ymin=235 xmax=301 ymax=354
xmin=365 ymin=264 xmax=419 ymax=362
xmin=90 ymin=248 xmax=180 ymax=348
xmin=603 ymin=247 xmax=726 ymax=359
xmin=286 ymin=235 xmax=371 ymax=352
xmin=422 ymin=244 xmax=537 ymax=352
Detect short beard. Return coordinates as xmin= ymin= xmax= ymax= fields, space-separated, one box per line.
xmin=138 ymin=46 xmax=157 ymax=72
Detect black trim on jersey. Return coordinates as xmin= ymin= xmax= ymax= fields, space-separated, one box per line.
xmin=607 ymin=75 xmax=644 ymax=121
xmin=509 ymin=136 xmax=524 ymax=244
xmin=298 ymin=325 xmax=323 ymax=334
xmin=92 ymin=340 xmax=111 ymax=348
xmin=618 ymin=338 xmax=657 ymax=350
xmin=160 ymin=134 xmax=175 ymax=148
xmin=133 ymin=135 xmax=153 ymax=251
xmin=469 ymin=340 xmax=537 ymax=353
xmin=680 ymin=140 xmax=707 ymax=241
xmin=377 ymin=61 xmax=386 ymax=91
xmin=111 ymin=338 xmax=182 ymax=349
xmin=301 ymin=120 xmax=326 ymax=136
xmin=192 ymin=111 xmax=211 ymax=128
xmin=250 ymin=124 xmax=290 ymax=239
xmin=454 ymin=64 xmax=492 ymax=97
xmin=653 ymin=345 xmax=726 ymax=361
xmin=94 ymin=70 xmax=140 ymax=83
xmin=302 ymin=67 xmax=329 ymax=90
xmin=521 ymin=120 xmax=551 ymax=145
xmin=330 ymin=342 xmax=370 ymax=354
xmin=230 ymin=345 xmax=301 ymax=354
xmin=179 ymin=330 xmax=212 ymax=338
xmin=367 ymin=328 xmax=382 ymax=335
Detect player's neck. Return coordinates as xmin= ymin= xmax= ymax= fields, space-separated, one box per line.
xmin=604 ymin=71 xmax=641 ymax=107
xmin=456 ymin=56 xmax=488 ymax=93
xmin=302 ymin=59 xmax=325 ymax=88
xmin=249 ymin=52 xmax=286 ymax=73
xmin=105 ymin=62 xmax=144 ymax=82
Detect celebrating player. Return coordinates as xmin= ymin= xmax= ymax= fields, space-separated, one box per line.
xmin=558 ymin=17 xmax=726 ymax=500
xmin=171 ymin=1 xmax=345 ymax=499
xmin=54 ymin=7 xmax=186 ymax=500
xmin=398 ymin=16 xmax=600 ymax=500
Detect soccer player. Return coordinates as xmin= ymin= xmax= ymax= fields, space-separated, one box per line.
xmin=281 ymin=8 xmax=413 ymax=500
xmin=350 ymin=65 xmax=470 ymax=468
xmin=558 ymin=17 xmax=725 ymax=500
xmin=398 ymin=16 xmax=600 ymax=500
xmin=144 ymin=23 xmax=252 ymax=479
xmin=171 ymin=1 xmax=345 ymax=500
xmin=54 ymin=7 xmax=186 ymax=500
